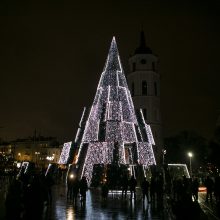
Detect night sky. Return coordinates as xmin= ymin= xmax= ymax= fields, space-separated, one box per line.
xmin=0 ymin=1 xmax=220 ymax=142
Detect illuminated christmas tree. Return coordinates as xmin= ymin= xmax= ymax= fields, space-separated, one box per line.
xmin=60 ymin=37 xmax=156 ymax=184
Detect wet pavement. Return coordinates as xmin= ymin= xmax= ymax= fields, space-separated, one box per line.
xmin=45 ymin=185 xmax=220 ymax=220
xmin=0 ymin=178 xmax=165 ymax=220
xmin=2 ymin=178 xmax=220 ymax=220
xmin=198 ymin=192 xmax=220 ymax=220
xmin=45 ymin=184 xmax=162 ymax=220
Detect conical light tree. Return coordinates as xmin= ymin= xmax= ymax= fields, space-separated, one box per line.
xmin=60 ymin=37 xmax=156 ymax=184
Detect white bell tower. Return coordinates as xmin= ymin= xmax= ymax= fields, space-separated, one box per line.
xmin=127 ymin=31 xmax=163 ymax=162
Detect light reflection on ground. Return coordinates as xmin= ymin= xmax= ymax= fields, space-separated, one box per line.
xmin=66 ymin=206 xmax=74 ymax=220
xmin=46 ymin=184 xmax=161 ymax=220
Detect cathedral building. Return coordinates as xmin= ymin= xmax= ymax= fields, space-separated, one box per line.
xmin=127 ymin=31 xmax=163 ymax=162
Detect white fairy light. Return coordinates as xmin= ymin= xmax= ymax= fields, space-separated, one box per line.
xmin=138 ymin=143 xmax=156 ymax=165
xmin=45 ymin=163 xmax=51 ymax=176
xmin=58 ymin=142 xmax=72 ymax=165
xmin=139 ymin=109 xmax=155 ymax=145
xmin=79 ymin=107 xmax=86 ymax=127
xmin=146 ymin=124 xmax=155 ymax=145
xmin=168 ymin=164 xmax=190 ymax=178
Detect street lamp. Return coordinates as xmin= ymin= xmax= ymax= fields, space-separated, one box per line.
xmin=188 ymin=152 xmax=193 ymax=177
xmin=162 ymin=149 xmax=166 ymax=164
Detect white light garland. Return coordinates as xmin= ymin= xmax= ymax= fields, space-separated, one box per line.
xmin=58 ymin=141 xmax=72 ymax=165
xmin=139 ymin=109 xmax=155 ymax=145
xmin=168 ymin=163 xmax=190 ymax=178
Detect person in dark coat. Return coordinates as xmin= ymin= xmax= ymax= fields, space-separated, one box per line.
xmin=214 ymin=176 xmax=220 ymax=202
xmin=141 ymin=177 xmax=150 ymax=203
xmin=192 ymin=177 xmax=199 ymax=201
xmin=150 ymin=176 xmax=157 ymax=204
xmin=121 ymin=174 xmax=129 ymax=199
xmin=205 ymin=176 xmax=214 ymax=202
xmin=5 ymin=179 xmax=23 ymax=220
xmin=45 ymin=173 xmax=55 ymax=205
xmin=23 ymin=175 xmax=44 ymax=220
xmin=79 ymin=176 xmax=88 ymax=203
xmin=101 ymin=182 xmax=109 ymax=201
xmin=129 ymin=175 xmax=137 ymax=200
xmin=72 ymin=178 xmax=80 ymax=204
xmin=67 ymin=174 xmax=73 ymax=199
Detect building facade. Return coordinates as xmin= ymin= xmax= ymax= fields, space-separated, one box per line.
xmin=0 ymin=137 xmax=62 ymax=168
xmin=127 ymin=31 xmax=163 ymax=162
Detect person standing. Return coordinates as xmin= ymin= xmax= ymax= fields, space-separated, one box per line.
xmin=150 ymin=176 xmax=156 ymax=204
xmin=5 ymin=179 xmax=23 ymax=220
xmin=79 ymin=176 xmax=88 ymax=203
xmin=72 ymin=177 xmax=80 ymax=204
xmin=205 ymin=176 xmax=214 ymax=202
xmin=141 ymin=177 xmax=150 ymax=203
xmin=121 ymin=174 xmax=128 ymax=199
xmin=192 ymin=177 xmax=199 ymax=201
xmin=214 ymin=176 xmax=220 ymax=202
xmin=101 ymin=182 xmax=109 ymax=201
xmin=129 ymin=175 xmax=137 ymax=200
xmin=45 ymin=173 xmax=55 ymax=205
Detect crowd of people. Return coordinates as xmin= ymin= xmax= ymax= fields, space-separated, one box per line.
xmin=67 ymin=175 xmax=88 ymax=205
xmin=167 ymin=175 xmax=220 ymax=220
xmin=64 ymin=170 xmax=220 ymax=216
xmin=204 ymin=175 xmax=220 ymax=203
xmin=4 ymin=170 xmax=54 ymax=220
xmin=117 ymin=173 xmax=164 ymax=206
xmin=3 ymin=164 xmax=220 ymax=220
xmin=66 ymin=172 xmax=165 ymax=207
xmin=169 ymin=175 xmax=220 ymax=203
xmin=98 ymin=173 xmax=220 ymax=219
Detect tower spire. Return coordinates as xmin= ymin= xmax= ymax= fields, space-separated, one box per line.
xmin=140 ymin=30 xmax=147 ymax=48
xmin=135 ymin=30 xmax=152 ymax=54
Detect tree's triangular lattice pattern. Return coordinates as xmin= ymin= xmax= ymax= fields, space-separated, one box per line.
xmin=60 ymin=37 xmax=156 ymax=184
